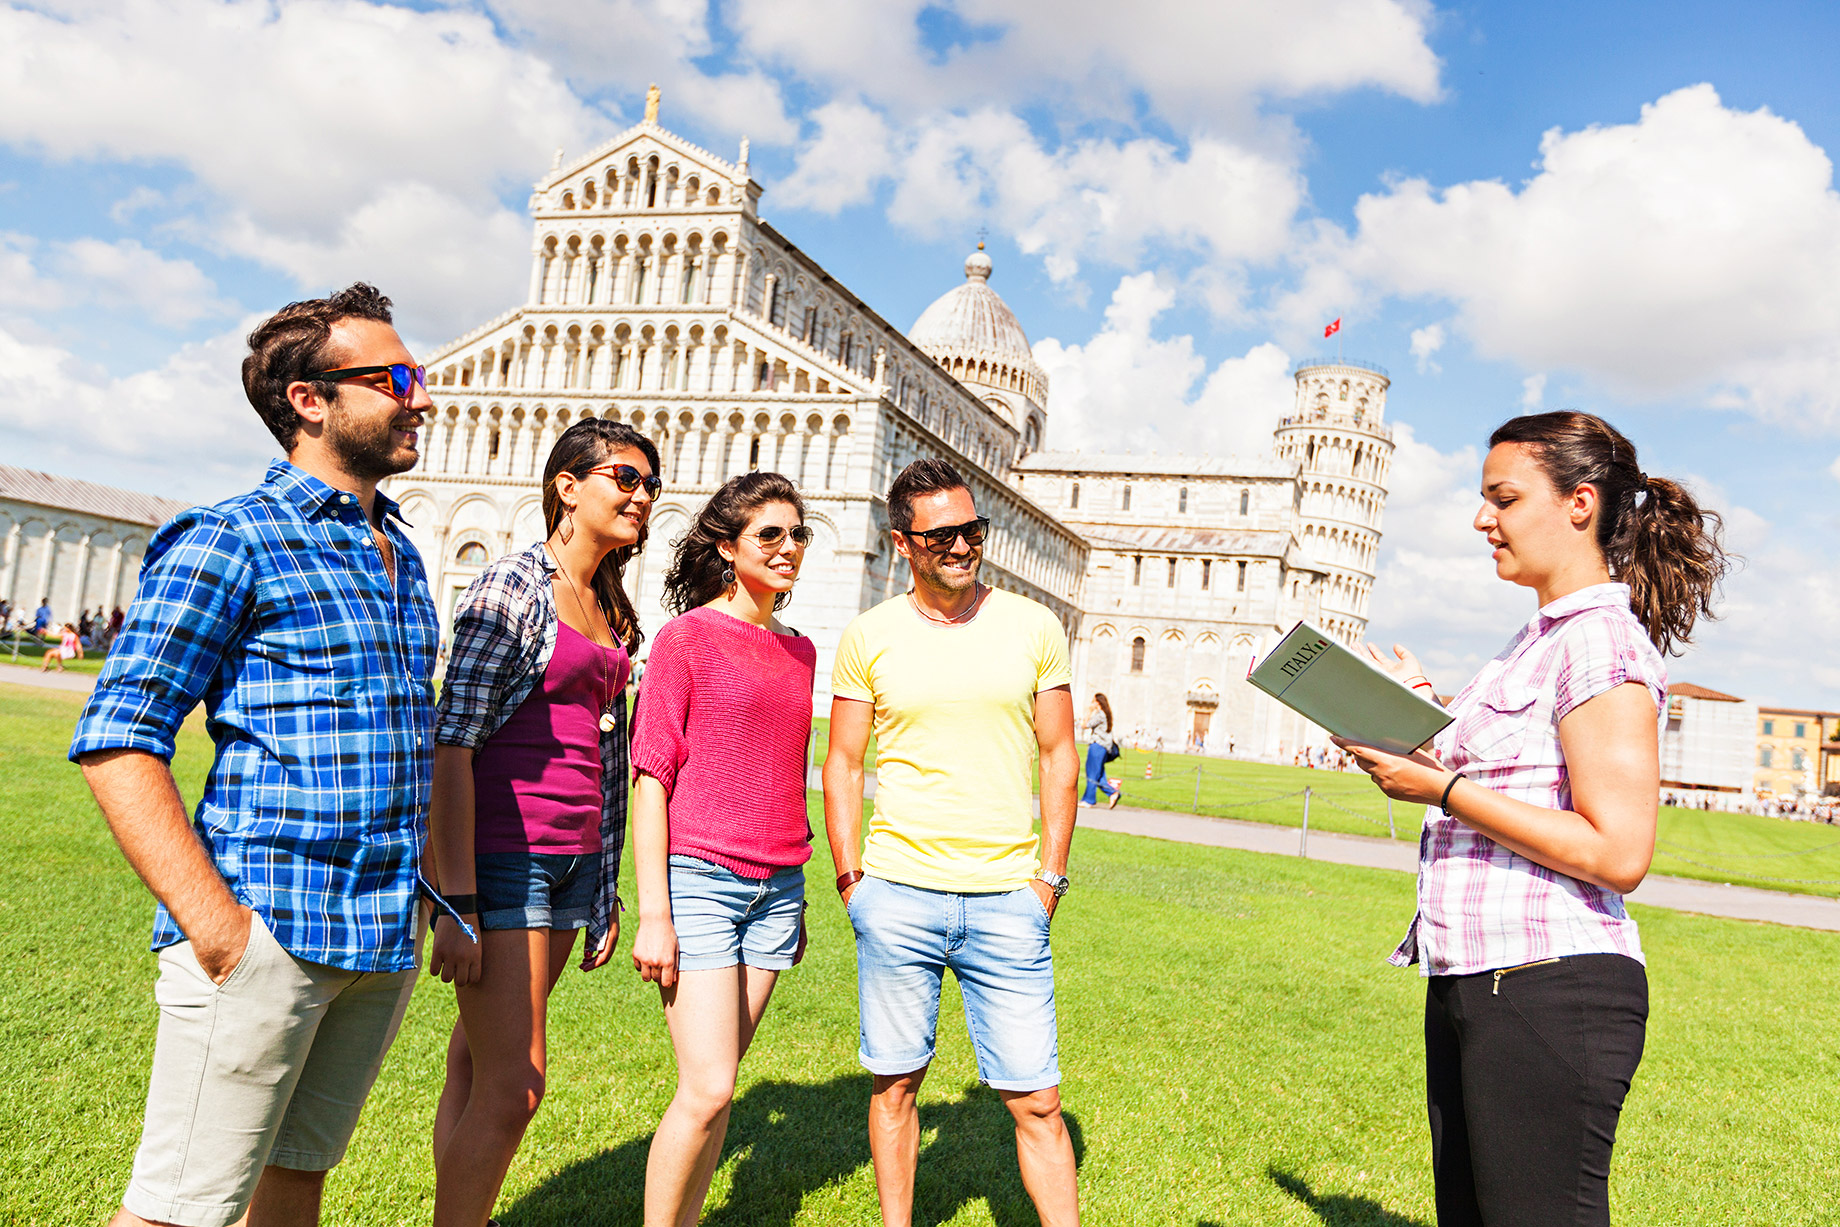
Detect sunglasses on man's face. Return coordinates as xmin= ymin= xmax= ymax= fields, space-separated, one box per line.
xmin=902 ymin=516 xmax=990 ymax=554
xmin=309 ymin=363 xmax=428 ymax=401
xmin=746 ymin=524 xmax=814 ymax=551
xmin=584 ymin=464 xmax=664 ymax=498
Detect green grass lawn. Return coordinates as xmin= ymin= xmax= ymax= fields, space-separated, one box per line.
xmin=5 ymin=682 xmax=1839 ymax=1224
xmin=1 ymin=634 xmax=108 ymax=674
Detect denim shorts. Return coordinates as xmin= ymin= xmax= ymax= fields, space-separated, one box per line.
xmin=475 ymin=851 xmax=596 ymax=931
xmin=847 ymin=875 xmax=1060 ymax=1092
xmin=669 ymin=854 xmax=806 ymax=971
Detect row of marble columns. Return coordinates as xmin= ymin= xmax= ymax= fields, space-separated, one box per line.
xmin=530 ymin=242 xmax=746 ymax=314
xmin=0 ymin=520 xmax=138 ymax=623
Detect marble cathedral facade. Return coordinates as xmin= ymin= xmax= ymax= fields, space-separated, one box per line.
xmin=387 ymin=107 xmax=1395 ymax=759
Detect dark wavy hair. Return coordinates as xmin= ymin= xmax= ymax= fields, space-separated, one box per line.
xmin=661 ymin=472 xmax=806 ymax=616
xmin=1092 ymin=692 xmax=1114 ymax=731
xmin=1489 ymin=411 xmax=1730 ymax=656
xmin=242 ymin=282 xmax=394 ymax=450
xmin=887 ymin=457 xmax=970 ymax=532
xmin=541 ymin=418 xmax=662 ymax=653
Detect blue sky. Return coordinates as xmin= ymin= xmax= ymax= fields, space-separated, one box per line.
xmin=3 ymin=0 xmax=1835 ymax=706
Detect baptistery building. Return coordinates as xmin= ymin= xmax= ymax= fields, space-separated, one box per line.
xmin=386 ymin=104 xmax=1395 ymax=759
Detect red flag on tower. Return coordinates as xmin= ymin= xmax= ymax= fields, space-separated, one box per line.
xmin=1324 ymin=318 xmax=1341 ymax=338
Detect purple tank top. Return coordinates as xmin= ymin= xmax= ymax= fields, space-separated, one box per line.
xmin=472 ymin=620 xmax=630 ymax=854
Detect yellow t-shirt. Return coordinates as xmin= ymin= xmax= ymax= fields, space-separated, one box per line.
xmin=830 ymin=588 xmax=1072 ymax=892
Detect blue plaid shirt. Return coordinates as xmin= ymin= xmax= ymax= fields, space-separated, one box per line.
xmin=70 ymin=461 xmax=438 ymax=973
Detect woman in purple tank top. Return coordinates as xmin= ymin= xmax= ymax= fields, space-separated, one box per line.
xmin=424 ymin=420 xmax=662 ymax=1226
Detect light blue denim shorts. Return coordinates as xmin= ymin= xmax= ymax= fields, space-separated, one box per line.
xmin=668 ymin=854 xmax=806 ymax=971
xmin=847 ymin=875 xmax=1060 ymax=1092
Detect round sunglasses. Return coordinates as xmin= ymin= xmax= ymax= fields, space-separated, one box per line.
xmin=583 ymin=464 xmax=664 ymax=498
xmin=309 ymin=362 xmax=427 ymax=401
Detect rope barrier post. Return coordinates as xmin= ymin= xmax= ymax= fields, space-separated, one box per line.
xmin=1299 ymin=787 xmax=1311 ymax=858
xmin=1388 ymin=796 xmax=1395 ymax=840
xmin=1192 ymin=766 xmax=1202 ymax=815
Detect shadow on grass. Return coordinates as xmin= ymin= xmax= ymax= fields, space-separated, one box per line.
xmin=1247 ymin=1167 xmax=1430 ymax=1227
xmin=501 ymin=1073 xmax=1083 ymax=1226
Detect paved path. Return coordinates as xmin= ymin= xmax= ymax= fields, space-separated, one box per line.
xmin=0 ymin=662 xmax=95 ymax=694
xmin=1078 ymin=803 xmax=1840 ymax=934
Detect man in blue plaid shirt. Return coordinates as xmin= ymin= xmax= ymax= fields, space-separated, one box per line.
xmin=71 ymin=283 xmax=440 ymax=1227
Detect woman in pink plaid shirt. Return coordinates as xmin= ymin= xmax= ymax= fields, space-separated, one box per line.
xmin=1337 ymin=411 xmax=1727 ymax=1227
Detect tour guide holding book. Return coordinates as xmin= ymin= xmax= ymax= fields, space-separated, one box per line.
xmin=823 ymin=457 xmax=1082 ymax=1227
xmin=1331 ymin=410 xmax=1728 ymax=1227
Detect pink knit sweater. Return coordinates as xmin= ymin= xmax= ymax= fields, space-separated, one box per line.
xmin=631 ymin=606 xmax=816 ymax=877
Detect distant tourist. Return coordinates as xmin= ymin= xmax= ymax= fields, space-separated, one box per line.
xmin=629 ymin=472 xmax=817 ymax=1226
xmin=1080 ymin=693 xmax=1121 ymax=809
xmin=39 ymin=621 xmax=81 ymax=672
xmin=101 ymin=605 xmax=125 ymax=650
xmin=824 ymin=458 xmax=1083 ymax=1225
xmin=1336 ymin=410 xmax=1727 ymax=1227
xmin=33 ymin=596 xmax=51 ymax=635
xmin=424 ymin=419 xmax=658 ymax=1226
xmin=69 ymin=283 xmax=438 ymax=1227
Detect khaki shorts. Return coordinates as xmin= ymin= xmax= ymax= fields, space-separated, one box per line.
xmin=122 ymin=914 xmax=419 ymax=1227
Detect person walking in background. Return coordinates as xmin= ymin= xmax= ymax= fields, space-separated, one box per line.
xmin=69 ymin=283 xmax=438 ymax=1227
xmin=824 ymin=458 xmax=1082 ymax=1227
xmin=1336 ymin=411 xmax=1728 ymax=1227
xmin=39 ymin=622 xmax=82 ymax=672
xmin=424 ymin=419 xmax=659 ymax=1227
xmin=102 ymin=605 xmax=125 ymax=649
xmin=33 ymin=596 xmax=51 ymax=636
xmin=630 ymin=472 xmax=817 ymax=1227
xmin=1079 ymin=693 xmax=1120 ymax=810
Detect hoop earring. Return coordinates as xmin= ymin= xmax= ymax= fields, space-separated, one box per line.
xmin=559 ymin=510 xmax=574 ymax=545
xmin=721 ymin=564 xmax=736 ymax=586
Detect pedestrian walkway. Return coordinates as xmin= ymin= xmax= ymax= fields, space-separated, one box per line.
xmin=1078 ymin=802 xmax=1840 ymax=934
xmin=0 ymin=662 xmax=95 ymax=694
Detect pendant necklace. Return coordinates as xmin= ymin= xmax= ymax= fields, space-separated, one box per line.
xmin=909 ymin=582 xmax=984 ymax=627
xmin=549 ymin=544 xmax=620 ymax=733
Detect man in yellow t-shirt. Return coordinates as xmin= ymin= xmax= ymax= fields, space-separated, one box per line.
xmin=823 ymin=458 xmax=1081 ymax=1226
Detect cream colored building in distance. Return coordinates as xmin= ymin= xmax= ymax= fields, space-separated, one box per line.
xmin=386 ymin=103 xmax=1396 ymax=759
xmin=1754 ymin=707 xmax=1840 ymax=799
xmin=0 ymin=465 xmax=190 ymax=629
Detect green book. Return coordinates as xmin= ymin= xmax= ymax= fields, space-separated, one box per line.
xmin=1247 ymin=621 xmax=1454 ymax=756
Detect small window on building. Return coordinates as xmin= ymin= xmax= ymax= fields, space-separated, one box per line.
xmin=1763 ymin=719 xmax=1775 ymax=735
xmin=1121 ymin=484 xmax=1133 ymax=511
xmin=1132 ymin=556 xmax=1142 ymax=586
xmin=1239 ymin=489 xmax=1250 ymax=516
xmin=1070 ymin=481 xmax=1080 ymax=509
xmin=1796 ymin=722 xmax=1808 ymax=739
xmin=1167 ymin=557 xmax=1178 ymax=587
xmin=1760 ymin=747 xmax=1774 ymax=768
xmin=748 ymin=436 xmax=761 ymax=470
xmin=455 ymin=541 xmax=488 ymax=565
xmin=488 ymin=428 xmax=500 ymax=460
xmin=1178 ymin=486 xmax=1188 ymax=513
xmin=1237 ymin=560 xmax=1248 ymax=592
xmin=1793 ymin=749 xmax=1808 ymax=770
xmin=1201 ymin=560 xmax=1211 ymax=590
xmin=1130 ymin=636 xmax=1146 ymax=673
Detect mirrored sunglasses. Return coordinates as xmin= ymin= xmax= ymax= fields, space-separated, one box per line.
xmin=748 ymin=524 xmax=814 ymax=550
xmin=584 ymin=464 xmax=664 ymax=498
xmin=309 ymin=362 xmax=428 ymax=400
xmin=904 ymin=516 xmax=990 ymax=553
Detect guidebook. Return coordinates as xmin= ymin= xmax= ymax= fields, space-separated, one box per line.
xmin=1246 ymin=621 xmax=1454 ymax=755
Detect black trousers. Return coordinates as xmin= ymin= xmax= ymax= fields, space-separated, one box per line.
xmin=1425 ymin=953 xmax=1648 ymax=1227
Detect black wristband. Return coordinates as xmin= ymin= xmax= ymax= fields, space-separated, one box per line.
xmin=1439 ymin=773 xmax=1466 ymax=817
xmin=441 ymin=893 xmax=479 ymax=915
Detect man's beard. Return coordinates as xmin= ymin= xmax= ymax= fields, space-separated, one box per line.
xmin=326 ymin=402 xmax=418 ymax=481
xmin=910 ymin=547 xmax=980 ymax=594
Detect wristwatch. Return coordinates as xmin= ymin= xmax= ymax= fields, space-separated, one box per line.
xmin=1034 ymin=871 xmax=1070 ymax=898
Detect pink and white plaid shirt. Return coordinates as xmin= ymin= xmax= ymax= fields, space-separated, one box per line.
xmin=1391 ymin=583 xmax=1667 ymax=977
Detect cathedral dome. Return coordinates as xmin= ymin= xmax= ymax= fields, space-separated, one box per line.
xmin=909 ymin=246 xmax=1048 ymax=411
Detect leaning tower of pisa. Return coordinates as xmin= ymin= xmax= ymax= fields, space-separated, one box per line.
xmin=1271 ymin=360 xmax=1395 ymax=645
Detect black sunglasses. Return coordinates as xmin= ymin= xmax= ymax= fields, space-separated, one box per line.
xmin=309 ymin=363 xmax=427 ymax=400
xmin=902 ymin=517 xmax=989 ymax=554
xmin=584 ymin=464 xmax=664 ymax=498
xmin=746 ymin=525 xmax=814 ymax=550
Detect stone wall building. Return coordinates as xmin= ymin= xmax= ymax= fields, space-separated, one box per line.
xmin=0 ymin=466 xmax=190 ymax=629
xmin=386 ymin=105 xmax=1396 ymax=760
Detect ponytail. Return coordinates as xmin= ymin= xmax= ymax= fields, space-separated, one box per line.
xmin=1488 ymin=411 xmax=1730 ymax=656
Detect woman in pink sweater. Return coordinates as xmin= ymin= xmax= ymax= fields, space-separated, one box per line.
xmin=630 ymin=471 xmax=817 ymax=1226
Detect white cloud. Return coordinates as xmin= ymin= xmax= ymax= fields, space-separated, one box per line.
xmin=1032 ymin=273 xmax=1293 ymax=456
xmin=775 ymin=100 xmax=898 ymax=212
xmin=1410 ymin=322 xmax=1444 ymax=374
xmin=1281 ymin=85 xmax=1840 ymax=425
xmin=0 ymin=0 xmax=600 ymax=337
xmin=0 ymin=321 xmax=276 ymax=502
xmin=1520 ymin=372 xmax=1547 ymax=408
xmin=0 ymin=233 xmax=230 ymax=328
